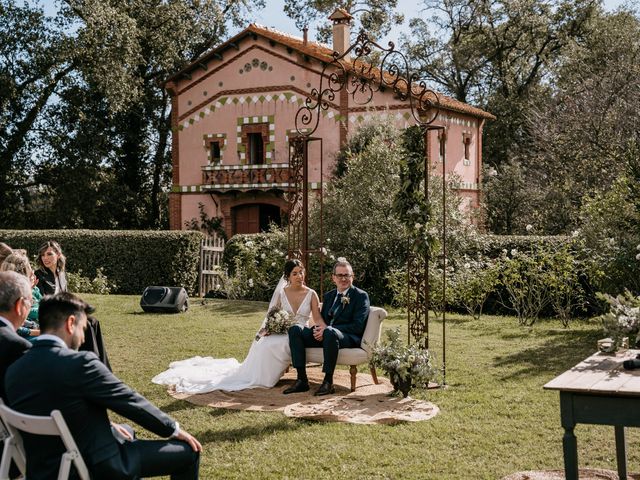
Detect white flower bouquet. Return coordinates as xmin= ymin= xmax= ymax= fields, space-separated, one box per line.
xmin=263 ymin=307 xmax=296 ymax=336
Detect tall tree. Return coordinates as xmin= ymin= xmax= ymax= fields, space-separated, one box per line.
xmin=1 ymin=0 xmax=257 ymax=228
xmin=403 ymin=0 xmax=599 ymax=167
xmin=524 ymin=8 xmax=640 ymax=233
xmin=283 ymin=0 xmax=404 ymax=43
xmin=0 ymin=0 xmax=76 ymax=226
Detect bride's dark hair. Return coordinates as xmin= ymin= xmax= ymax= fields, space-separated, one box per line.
xmin=283 ymin=259 xmax=304 ymax=279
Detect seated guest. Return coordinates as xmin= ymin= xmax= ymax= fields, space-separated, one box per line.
xmin=0 ymin=242 xmax=12 ymax=266
xmin=0 ymin=271 xmax=33 ymax=479
xmin=34 ymin=240 xmax=67 ymax=296
xmin=5 ymin=292 xmax=202 ymax=480
xmin=33 ymin=240 xmax=111 ymax=368
xmin=0 ymin=271 xmax=32 ymax=399
xmin=0 ymin=252 xmax=41 ymax=340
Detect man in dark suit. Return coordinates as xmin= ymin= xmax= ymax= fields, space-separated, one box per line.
xmin=0 ymin=271 xmax=32 ymax=400
xmin=285 ymin=258 xmax=370 ymax=396
xmin=5 ymin=292 xmax=202 ymax=480
xmin=0 ymin=271 xmax=33 ymax=479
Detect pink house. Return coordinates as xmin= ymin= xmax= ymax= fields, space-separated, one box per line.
xmin=165 ymin=11 xmax=494 ymax=237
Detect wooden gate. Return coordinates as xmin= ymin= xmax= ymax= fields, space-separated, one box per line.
xmin=199 ymin=234 xmax=225 ymax=297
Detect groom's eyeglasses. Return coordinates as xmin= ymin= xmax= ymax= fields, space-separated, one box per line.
xmin=333 ymin=274 xmax=352 ymax=279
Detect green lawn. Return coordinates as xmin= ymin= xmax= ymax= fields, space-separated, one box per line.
xmin=83 ymin=294 xmax=639 ymax=479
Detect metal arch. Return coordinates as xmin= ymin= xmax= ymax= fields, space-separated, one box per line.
xmin=292 ymin=27 xmax=449 ymax=387
xmin=295 ymin=29 xmax=441 ymax=137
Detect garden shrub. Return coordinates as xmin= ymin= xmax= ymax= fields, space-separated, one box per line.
xmin=221 ymin=230 xmax=288 ymax=301
xmin=494 ymin=243 xmax=587 ymax=325
xmin=66 ymin=268 xmax=116 ymax=295
xmin=221 ymin=228 xmax=338 ymax=301
xmin=448 ymin=256 xmax=500 ymax=319
xmin=0 ymin=230 xmax=202 ymax=294
xmin=576 ymin=143 xmax=640 ymax=296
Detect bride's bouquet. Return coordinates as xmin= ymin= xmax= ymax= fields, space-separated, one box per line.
xmin=261 ymin=307 xmax=296 ymax=337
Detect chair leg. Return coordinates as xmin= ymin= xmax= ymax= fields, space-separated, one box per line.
xmin=349 ymin=366 xmax=357 ymax=392
xmin=370 ymin=366 xmax=379 ymax=385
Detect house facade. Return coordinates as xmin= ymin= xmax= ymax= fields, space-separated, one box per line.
xmin=166 ymin=11 xmax=494 ymax=238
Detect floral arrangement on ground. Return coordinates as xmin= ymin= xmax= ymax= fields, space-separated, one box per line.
xmin=370 ymin=327 xmax=436 ymax=397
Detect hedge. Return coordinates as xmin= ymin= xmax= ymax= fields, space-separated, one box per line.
xmin=0 ymin=230 xmax=203 ymax=295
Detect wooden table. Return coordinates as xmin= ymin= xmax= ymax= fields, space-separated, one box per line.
xmin=544 ymin=349 xmax=640 ymax=480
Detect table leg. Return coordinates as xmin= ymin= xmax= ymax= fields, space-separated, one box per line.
xmin=562 ymin=426 xmax=579 ymax=480
xmin=615 ymin=425 xmax=627 ymax=480
xmin=560 ymin=392 xmax=578 ymax=480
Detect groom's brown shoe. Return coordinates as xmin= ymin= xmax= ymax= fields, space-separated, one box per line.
xmin=314 ymin=381 xmax=335 ymax=396
xmin=283 ymin=379 xmax=309 ymax=394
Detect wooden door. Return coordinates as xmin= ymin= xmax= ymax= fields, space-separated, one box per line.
xmin=233 ymin=205 xmax=260 ymax=234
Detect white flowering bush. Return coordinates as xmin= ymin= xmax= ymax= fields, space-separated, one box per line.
xmin=449 ymin=256 xmax=500 ymax=319
xmin=221 ymin=230 xmax=288 ymax=301
xmin=597 ymin=291 xmax=640 ymax=350
xmin=496 ymin=244 xmax=586 ymax=326
xmin=370 ymin=327 xmax=436 ymax=397
xmin=67 ymin=268 xmax=116 ymax=295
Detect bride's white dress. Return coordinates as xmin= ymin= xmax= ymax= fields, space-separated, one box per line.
xmin=152 ymin=288 xmax=313 ymax=393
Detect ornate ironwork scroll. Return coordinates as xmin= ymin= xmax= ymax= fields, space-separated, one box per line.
xmin=295 ymin=30 xmax=440 ymax=137
xmin=286 ymin=137 xmax=305 ymax=261
xmin=293 ymin=27 xmax=448 ymax=385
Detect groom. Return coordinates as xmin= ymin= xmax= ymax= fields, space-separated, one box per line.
xmin=285 ymin=258 xmax=370 ymax=396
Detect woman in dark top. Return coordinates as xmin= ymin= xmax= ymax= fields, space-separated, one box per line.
xmin=34 ymin=240 xmax=68 ymax=296
xmin=34 ymin=240 xmax=111 ymax=370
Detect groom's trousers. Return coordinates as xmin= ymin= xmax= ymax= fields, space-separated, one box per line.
xmin=289 ymin=326 xmax=358 ymax=377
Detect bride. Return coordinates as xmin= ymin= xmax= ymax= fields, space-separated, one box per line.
xmin=152 ymin=259 xmax=322 ymax=393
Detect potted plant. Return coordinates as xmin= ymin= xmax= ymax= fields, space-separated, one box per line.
xmin=597 ymin=291 xmax=640 ymax=353
xmin=370 ymin=328 xmax=436 ymax=397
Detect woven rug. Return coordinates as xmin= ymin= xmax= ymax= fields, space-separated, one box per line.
xmin=502 ymin=469 xmax=640 ymax=479
xmin=169 ymin=366 xmax=439 ymax=425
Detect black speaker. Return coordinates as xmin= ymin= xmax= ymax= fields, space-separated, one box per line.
xmin=140 ymin=286 xmax=189 ymax=313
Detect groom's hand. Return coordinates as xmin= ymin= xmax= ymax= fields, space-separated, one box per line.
xmin=313 ymin=324 xmax=326 ymax=341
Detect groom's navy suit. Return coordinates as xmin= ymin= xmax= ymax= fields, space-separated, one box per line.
xmin=5 ymin=339 xmax=199 ymax=480
xmin=289 ymin=286 xmax=370 ymax=378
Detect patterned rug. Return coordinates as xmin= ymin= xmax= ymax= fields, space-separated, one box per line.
xmin=169 ymin=366 xmax=439 ymax=425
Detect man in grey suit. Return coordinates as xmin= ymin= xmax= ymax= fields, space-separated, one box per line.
xmin=5 ymin=292 xmax=202 ymax=480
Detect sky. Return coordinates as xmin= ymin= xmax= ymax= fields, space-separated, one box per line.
xmin=249 ymin=0 xmax=631 ymax=44
xmin=39 ymin=0 xmax=632 ymax=47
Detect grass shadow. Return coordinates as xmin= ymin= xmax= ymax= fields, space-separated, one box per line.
xmin=161 ymin=398 xmax=205 ymax=413
xmin=198 ymin=418 xmax=302 ymax=444
xmin=493 ymin=328 xmax=602 ymax=380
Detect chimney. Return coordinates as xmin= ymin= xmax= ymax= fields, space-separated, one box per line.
xmin=328 ymin=8 xmax=352 ymax=56
xmin=303 ymin=26 xmax=308 ymax=46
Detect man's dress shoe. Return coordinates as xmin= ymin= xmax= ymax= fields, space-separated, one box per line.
xmin=283 ymin=379 xmax=310 ymax=394
xmin=314 ymin=381 xmax=335 ymax=396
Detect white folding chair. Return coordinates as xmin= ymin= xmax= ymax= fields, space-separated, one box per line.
xmin=0 ymin=402 xmax=89 ymax=480
xmin=0 ymin=398 xmax=26 ymax=480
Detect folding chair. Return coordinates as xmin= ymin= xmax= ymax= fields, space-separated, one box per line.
xmin=0 ymin=398 xmax=25 ymax=480
xmin=0 ymin=401 xmax=89 ymax=480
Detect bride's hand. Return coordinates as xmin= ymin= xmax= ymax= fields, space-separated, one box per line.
xmin=312 ymin=324 xmax=325 ymax=341
xmin=258 ymin=328 xmax=268 ymax=337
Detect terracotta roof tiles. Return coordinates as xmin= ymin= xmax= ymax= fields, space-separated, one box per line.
xmin=169 ymin=24 xmax=495 ymax=121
